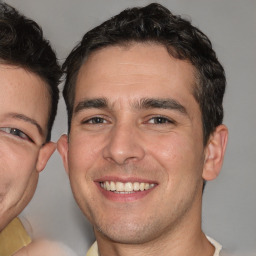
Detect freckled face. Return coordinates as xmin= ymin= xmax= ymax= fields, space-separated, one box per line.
xmin=0 ymin=65 xmax=50 ymax=231
xmin=66 ymin=44 xmax=205 ymax=243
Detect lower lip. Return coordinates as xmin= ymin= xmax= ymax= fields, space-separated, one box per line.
xmin=96 ymin=183 xmax=156 ymax=202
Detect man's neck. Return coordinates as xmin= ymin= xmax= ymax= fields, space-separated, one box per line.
xmin=95 ymin=228 xmax=215 ymax=256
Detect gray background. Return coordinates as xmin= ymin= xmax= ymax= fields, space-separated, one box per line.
xmin=4 ymin=0 xmax=256 ymax=255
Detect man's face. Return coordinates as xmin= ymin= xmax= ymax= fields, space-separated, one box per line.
xmin=59 ymin=43 xmax=215 ymax=243
xmin=0 ymin=64 xmax=56 ymax=231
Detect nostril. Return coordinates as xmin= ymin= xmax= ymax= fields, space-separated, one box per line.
xmin=102 ymin=141 xmax=145 ymax=165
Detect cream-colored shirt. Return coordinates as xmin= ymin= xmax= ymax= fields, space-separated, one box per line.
xmin=207 ymin=236 xmax=222 ymax=256
xmin=0 ymin=217 xmax=77 ymax=256
xmin=86 ymin=236 xmax=222 ymax=256
xmin=0 ymin=217 xmax=31 ymax=256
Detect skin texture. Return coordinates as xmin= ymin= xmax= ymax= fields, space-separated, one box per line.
xmin=0 ymin=64 xmax=56 ymax=232
xmin=58 ymin=43 xmax=228 ymax=256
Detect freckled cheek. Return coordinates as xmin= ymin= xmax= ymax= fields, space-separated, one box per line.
xmin=0 ymin=141 xmax=38 ymax=169
xmin=0 ymin=145 xmax=38 ymax=202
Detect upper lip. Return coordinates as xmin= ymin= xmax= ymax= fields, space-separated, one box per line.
xmin=94 ymin=176 xmax=158 ymax=184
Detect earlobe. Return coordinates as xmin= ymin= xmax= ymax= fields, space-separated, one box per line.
xmin=57 ymin=134 xmax=69 ymax=175
xmin=36 ymin=142 xmax=56 ymax=172
xmin=202 ymin=124 xmax=228 ymax=181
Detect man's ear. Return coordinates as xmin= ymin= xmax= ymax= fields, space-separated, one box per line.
xmin=36 ymin=142 xmax=56 ymax=172
xmin=202 ymin=124 xmax=228 ymax=181
xmin=57 ymin=134 xmax=69 ymax=175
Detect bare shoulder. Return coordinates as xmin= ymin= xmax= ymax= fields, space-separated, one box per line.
xmin=14 ymin=239 xmax=77 ymax=256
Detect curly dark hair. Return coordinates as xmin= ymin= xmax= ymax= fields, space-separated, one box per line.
xmin=62 ymin=3 xmax=226 ymax=145
xmin=0 ymin=2 xmax=61 ymax=141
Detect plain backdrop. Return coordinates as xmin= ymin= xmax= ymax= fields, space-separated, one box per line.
xmin=4 ymin=0 xmax=256 ymax=255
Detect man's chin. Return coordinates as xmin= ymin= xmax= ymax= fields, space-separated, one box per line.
xmin=94 ymin=222 xmax=158 ymax=245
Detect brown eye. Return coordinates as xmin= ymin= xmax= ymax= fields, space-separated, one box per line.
xmin=83 ymin=117 xmax=107 ymax=124
xmin=148 ymin=117 xmax=173 ymax=124
xmin=0 ymin=127 xmax=32 ymax=141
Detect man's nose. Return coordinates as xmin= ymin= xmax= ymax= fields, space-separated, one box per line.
xmin=102 ymin=123 xmax=145 ymax=165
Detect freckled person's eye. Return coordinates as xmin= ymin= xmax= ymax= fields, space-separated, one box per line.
xmin=0 ymin=127 xmax=31 ymax=141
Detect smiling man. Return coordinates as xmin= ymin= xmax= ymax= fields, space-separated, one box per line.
xmin=58 ymin=3 xmax=228 ymax=256
xmin=0 ymin=2 xmax=64 ymax=255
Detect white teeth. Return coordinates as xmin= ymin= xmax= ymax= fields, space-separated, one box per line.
xmin=133 ymin=182 xmax=140 ymax=191
xmin=116 ymin=182 xmax=124 ymax=192
xmin=110 ymin=181 xmax=115 ymax=191
xmin=106 ymin=181 xmax=111 ymax=191
xmin=100 ymin=181 xmax=155 ymax=193
xmin=124 ymin=182 xmax=133 ymax=192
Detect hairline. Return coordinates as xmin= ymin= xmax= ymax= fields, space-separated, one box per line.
xmin=67 ymin=40 xmax=202 ymax=128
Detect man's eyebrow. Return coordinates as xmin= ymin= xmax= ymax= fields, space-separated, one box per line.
xmin=9 ymin=113 xmax=43 ymax=135
xmin=133 ymin=98 xmax=188 ymax=115
xmin=74 ymin=97 xmax=188 ymax=116
xmin=74 ymin=98 xmax=108 ymax=113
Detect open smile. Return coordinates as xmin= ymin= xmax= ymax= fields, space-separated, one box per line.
xmin=95 ymin=177 xmax=158 ymax=201
xmin=100 ymin=181 xmax=156 ymax=193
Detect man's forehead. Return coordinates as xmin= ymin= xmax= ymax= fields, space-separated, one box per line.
xmin=78 ymin=43 xmax=194 ymax=76
xmin=77 ymin=45 xmax=195 ymax=84
xmin=73 ymin=43 xmax=198 ymax=116
xmin=0 ymin=64 xmax=51 ymax=139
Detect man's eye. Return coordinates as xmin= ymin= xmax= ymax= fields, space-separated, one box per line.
xmin=83 ymin=117 xmax=107 ymax=124
xmin=148 ymin=117 xmax=173 ymax=124
xmin=0 ymin=127 xmax=31 ymax=141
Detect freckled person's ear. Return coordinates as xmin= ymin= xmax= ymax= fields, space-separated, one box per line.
xmin=202 ymin=124 xmax=228 ymax=181
xmin=57 ymin=134 xmax=69 ymax=175
xmin=36 ymin=142 xmax=56 ymax=172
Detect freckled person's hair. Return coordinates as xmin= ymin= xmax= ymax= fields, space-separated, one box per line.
xmin=0 ymin=2 xmax=61 ymax=142
xmin=62 ymin=3 xmax=226 ymax=145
